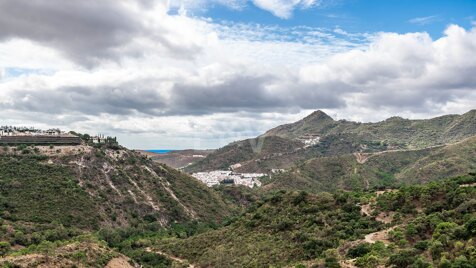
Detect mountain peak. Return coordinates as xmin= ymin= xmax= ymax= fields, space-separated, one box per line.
xmin=302 ymin=110 xmax=334 ymax=122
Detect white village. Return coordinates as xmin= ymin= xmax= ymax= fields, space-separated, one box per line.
xmin=192 ymin=170 xmax=265 ymax=188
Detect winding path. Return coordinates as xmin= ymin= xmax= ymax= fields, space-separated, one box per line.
xmin=145 ymin=247 xmax=195 ymax=268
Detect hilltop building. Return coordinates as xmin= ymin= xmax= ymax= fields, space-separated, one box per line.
xmin=0 ymin=126 xmax=81 ymax=145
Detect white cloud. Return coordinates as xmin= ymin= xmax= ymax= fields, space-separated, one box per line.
xmin=300 ymin=25 xmax=476 ymax=115
xmin=252 ymin=0 xmax=319 ymax=19
xmin=0 ymin=0 xmax=474 ymax=149
xmin=168 ymin=0 xmax=320 ymax=18
xmin=167 ymin=0 xmax=247 ymax=11
xmin=409 ymin=15 xmax=438 ymax=25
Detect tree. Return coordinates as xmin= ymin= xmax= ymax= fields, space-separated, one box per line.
xmin=387 ymin=249 xmax=417 ymax=267
xmin=37 ymin=241 xmax=54 ymax=264
xmin=324 ymin=249 xmax=340 ymax=268
xmin=464 ymin=217 xmax=476 ymax=237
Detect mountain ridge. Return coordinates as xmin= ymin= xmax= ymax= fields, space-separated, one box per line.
xmin=185 ymin=109 xmax=476 ymax=188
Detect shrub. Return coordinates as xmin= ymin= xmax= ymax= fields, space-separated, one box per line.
xmin=387 ymin=249 xmax=417 ymax=267
xmin=0 ymin=241 xmax=11 ymax=256
xmin=348 ymin=243 xmax=372 ymax=258
xmin=355 ymin=254 xmax=380 ymax=268
xmin=414 ymin=240 xmax=430 ymax=251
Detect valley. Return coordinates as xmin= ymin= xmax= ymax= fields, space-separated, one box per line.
xmin=0 ymin=109 xmax=475 ymax=267
xmin=2 ymin=1 xmax=475 ymax=267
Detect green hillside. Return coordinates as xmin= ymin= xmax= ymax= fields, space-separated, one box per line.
xmin=0 ymin=146 xmax=231 ymax=229
xmin=188 ymin=109 xmax=476 ymax=173
xmin=155 ymin=190 xmax=382 ymax=267
xmin=0 ymin=142 xmax=235 ymax=266
xmin=263 ymin=136 xmax=476 ymax=193
xmin=266 ymin=109 xmax=476 ymax=148
xmin=186 ymin=135 xmax=304 ymax=172
xmin=148 ymin=175 xmax=476 ymax=268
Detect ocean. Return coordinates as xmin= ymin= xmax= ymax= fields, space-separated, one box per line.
xmin=146 ymin=150 xmax=173 ymax=154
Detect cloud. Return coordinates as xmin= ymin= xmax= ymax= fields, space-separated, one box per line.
xmin=0 ymin=0 xmax=143 ymax=67
xmin=2 ymin=24 xmax=475 ymax=119
xmin=300 ymin=25 xmax=476 ymax=113
xmin=251 ymin=0 xmax=319 ymax=19
xmin=0 ymin=0 xmax=213 ymax=67
xmin=409 ymin=15 xmax=438 ymax=25
xmin=169 ymin=0 xmax=320 ymax=18
xmin=0 ymin=0 xmax=474 ymax=149
xmin=167 ymin=0 xmax=247 ymax=11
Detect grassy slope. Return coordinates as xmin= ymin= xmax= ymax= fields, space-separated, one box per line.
xmin=262 ymin=136 xmax=476 ymax=193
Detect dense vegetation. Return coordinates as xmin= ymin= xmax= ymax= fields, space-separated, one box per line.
xmin=0 ymin=144 xmax=235 ymax=266
xmin=366 ymin=175 xmax=476 ymax=267
xmin=142 ymin=174 xmax=476 ymax=267
xmin=154 ymin=190 xmax=381 ymax=267
xmin=0 ymin=155 xmax=99 ymax=229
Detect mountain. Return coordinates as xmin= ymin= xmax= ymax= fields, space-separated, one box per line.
xmin=263 ymin=110 xmax=337 ymax=138
xmin=186 ymin=109 xmax=476 ymax=178
xmin=149 ymin=175 xmax=476 ymax=267
xmin=266 ymin=109 xmax=476 ymax=146
xmin=186 ymin=135 xmax=305 ymax=172
xmin=1 ymin=126 xmax=475 ymax=267
xmin=262 ymin=136 xmax=476 ymax=193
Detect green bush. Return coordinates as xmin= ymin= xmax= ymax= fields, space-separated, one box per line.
xmin=0 ymin=241 xmax=11 ymax=256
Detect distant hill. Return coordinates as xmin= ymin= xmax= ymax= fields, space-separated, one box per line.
xmin=265 ymin=110 xmax=476 ymax=147
xmin=186 ymin=109 xmax=476 ymax=181
xmin=139 ymin=149 xmax=214 ymax=169
xmin=262 ymin=136 xmax=476 ymax=193
xmin=0 ymin=144 xmax=231 ymax=229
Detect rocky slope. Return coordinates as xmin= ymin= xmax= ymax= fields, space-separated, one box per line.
xmin=0 ymin=141 xmax=235 ymax=267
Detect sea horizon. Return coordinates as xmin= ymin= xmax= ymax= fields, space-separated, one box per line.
xmin=145 ymin=149 xmax=174 ymax=154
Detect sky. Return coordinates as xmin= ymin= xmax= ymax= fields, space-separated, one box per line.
xmin=0 ymin=0 xmax=475 ymax=149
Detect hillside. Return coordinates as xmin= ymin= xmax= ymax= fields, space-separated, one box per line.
xmin=187 ymin=109 xmax=476 ymax=175
xmin=149 ymin=175 xmax=476 ymax=268
xmin=0 ymin=144 xmax=231 ymax=228
xmin=263 ymin=136 xmax=476 ymax=193
xmin=186 ymin=135 xmax=305 ymax=172
xmin=140 ymin=149 xmax=214 ymax=169
xmin=266 ymin=109 xmax=476 ymax=147
xmin=0 ymin=140 xmax=236 ymax=266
